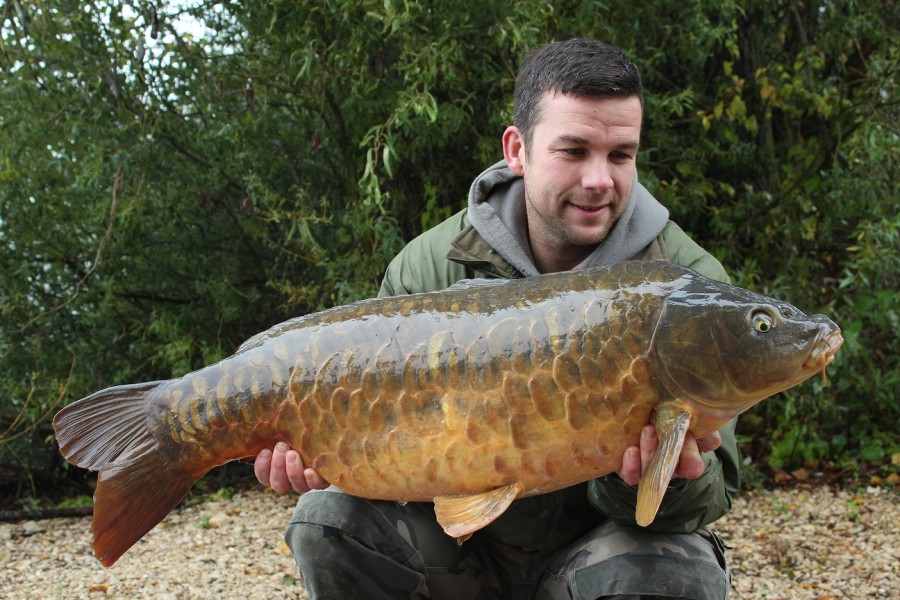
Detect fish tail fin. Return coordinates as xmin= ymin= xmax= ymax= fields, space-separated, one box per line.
xmin=53 ymin=382 xmax=198 ymax=567
xmin=91 ymin=446 xmax=196 ymax=567
xmin=54 ymin=382 xmax=162 ymax=470
xmin=635 ymin=407 xmax=692 ymax=527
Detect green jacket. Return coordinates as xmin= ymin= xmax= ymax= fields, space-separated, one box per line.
xmin=378 ymin=208 xmax=740 ymax=551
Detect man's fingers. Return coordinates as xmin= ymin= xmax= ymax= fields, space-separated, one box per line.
xmin=674 ymin=431 xmax=721 ymax=480
xmin=695 ymin=431 xmax=722 ymax=453
xmin=255 ymin=442 xmax=330 ymax=495
xmin=253 ymin=448 xmax=273 ymax=487
xmin=304 ymin=467 xmax=328 ymax=491
xmin=677 ymin=434 xmax=705 ymax=480
xmin=616 ymin=426 xmax=659 ymax=486
xmin=616 ymin=446 xmax=642 ymax=486
xmin=266 ymin=442 xmax=291 ymax=493
xmin=285 ymin=449 xmax=311 ymax=494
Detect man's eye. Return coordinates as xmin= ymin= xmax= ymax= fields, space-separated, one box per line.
xmin=562 ymin=148 xmax=585 ymax=157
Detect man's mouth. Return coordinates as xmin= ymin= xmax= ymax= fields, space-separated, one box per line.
xmin=570 ymin=202 xmax=609 ymax=214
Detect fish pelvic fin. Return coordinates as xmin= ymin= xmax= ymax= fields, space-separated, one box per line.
xmin=53 ymin=382 xmax=196 ymax=567
xmin=434 ymin=482 xmax=525 ymax=540
xmin=635 ymin=405 xmax=693 ymax=527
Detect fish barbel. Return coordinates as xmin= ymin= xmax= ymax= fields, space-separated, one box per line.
xmin=53 ymin=260 xmax=842 ymax=566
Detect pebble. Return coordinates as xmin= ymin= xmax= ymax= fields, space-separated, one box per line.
xmin=716 ymin=486 xmax=899 ymax=599
xmin=0 ymin=487 xmax=896 ymax=599
xmin=20 ymin=521 xmax=45 ymax=537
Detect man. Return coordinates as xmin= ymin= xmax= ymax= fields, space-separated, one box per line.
xmin=256 ymin=38 xmax=737 ymax=599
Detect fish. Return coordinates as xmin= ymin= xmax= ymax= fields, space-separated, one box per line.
xmin=53 ymin=260 xmax=842 ymax=567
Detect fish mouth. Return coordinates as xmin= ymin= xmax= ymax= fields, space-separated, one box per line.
xmin=803 ymin=328 xmax=844 ymax=384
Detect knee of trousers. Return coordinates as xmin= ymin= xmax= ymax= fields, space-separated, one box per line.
xmin=284 ymin=488 xmax=458 ymax=571
xmin=547 ymin=522 xmax=731 ymax=600
xmin=285 ymin=489 xmax=448 ymax=599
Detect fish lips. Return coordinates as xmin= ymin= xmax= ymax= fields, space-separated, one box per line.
xmin=803 ymin=325 xmax=843 ymax=383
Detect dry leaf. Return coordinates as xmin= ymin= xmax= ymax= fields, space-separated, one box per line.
xmin=774 ymin=469 xmax=792 ymax=483
xmin=791 ymin=468 xmax=809 ymax=481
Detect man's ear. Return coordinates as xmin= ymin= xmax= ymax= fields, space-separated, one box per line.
xmin=502 ymin=126 xmax=526 ymax=176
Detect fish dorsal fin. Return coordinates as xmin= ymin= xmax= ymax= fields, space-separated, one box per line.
xmin=635 ymin=405 xmax=693 ymax=526
xmin=434 ymin=481 xmax=525 ymax=540
xmin=444 ymin=277 xmax=512 ymax=292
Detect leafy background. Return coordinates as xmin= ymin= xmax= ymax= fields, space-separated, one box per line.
xmin=1 ymin=0 xmax=897 ymax=503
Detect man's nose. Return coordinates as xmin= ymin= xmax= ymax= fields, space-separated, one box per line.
xmin=581 ymin=159 xmax=614 ymax=191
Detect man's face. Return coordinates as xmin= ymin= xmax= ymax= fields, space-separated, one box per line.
xmin=505 ymin=92 xmax=643 ymax=272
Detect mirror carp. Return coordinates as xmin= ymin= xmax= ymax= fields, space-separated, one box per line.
xmin=53 ymin=260 xmax=842 ymax=567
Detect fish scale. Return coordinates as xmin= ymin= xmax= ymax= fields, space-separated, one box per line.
xmin=289 ymin=285 xmax=625 ymax=497
xmin=53 ymin=260 xmax=842 ymax=566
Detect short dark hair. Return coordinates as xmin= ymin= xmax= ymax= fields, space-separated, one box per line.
xmin=513 ymin=39 xmax=644 ymax=149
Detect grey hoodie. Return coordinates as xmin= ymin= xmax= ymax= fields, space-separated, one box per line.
xmin=465 ymin=160 xmax=670 ymax=276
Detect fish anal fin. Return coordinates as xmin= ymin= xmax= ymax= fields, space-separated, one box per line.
xmin=434 ymin=482 xmax=524 ymax=539
xmin=635 ymin=406 xmax=693 ymax=527
xmin=92 ymin=450 xmax=199 ymax=567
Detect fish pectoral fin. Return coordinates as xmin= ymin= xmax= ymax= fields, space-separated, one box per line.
xmin=635 ymin=407 xmax=693 ymax=527
xmin=434 ymin=482 xmax=525 ymax=540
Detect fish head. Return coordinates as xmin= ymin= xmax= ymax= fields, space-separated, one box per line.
xmin=650 ymin=280 xmax=843 ymax=424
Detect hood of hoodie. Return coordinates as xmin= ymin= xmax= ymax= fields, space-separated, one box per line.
xmin=465 ymin=160 xmax=670 ymax=276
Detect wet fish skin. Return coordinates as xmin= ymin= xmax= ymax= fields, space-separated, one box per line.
xmin=152 ymin=262 xmax=666 ymax=500
xmin=53 ymin=260 xmax=842 ymax=567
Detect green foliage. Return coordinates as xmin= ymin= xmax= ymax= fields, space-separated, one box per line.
xmin=1 ymin=0 xmax=897 ymax=490
xmin=56 ymin=494 xmax=94 ymax=509
xmin=624 ymin=1 xmax=899 ymax=472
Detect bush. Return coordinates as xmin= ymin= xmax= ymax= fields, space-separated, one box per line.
xmin=1 ymin=1 xmax=897 ymax=495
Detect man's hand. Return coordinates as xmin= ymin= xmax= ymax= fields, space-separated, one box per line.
xmin=615 ymin=425 xmax=722 ymax=486
xmin=254 ymin=442 xmax=329 ymax=494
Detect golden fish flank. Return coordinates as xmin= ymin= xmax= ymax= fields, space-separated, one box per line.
xmin=53 ymin=260 xmax=843 ymax=567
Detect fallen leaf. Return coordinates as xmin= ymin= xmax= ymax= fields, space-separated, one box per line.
xmin=774 ymin=470 xmax=792 ymax=483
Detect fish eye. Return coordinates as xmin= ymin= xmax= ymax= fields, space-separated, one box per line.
xmin=751 ymin=311 xmax=775 ymax=333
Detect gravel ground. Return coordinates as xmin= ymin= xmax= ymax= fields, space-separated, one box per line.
xmin=1 ymin=485 xmax=896 ymax=599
